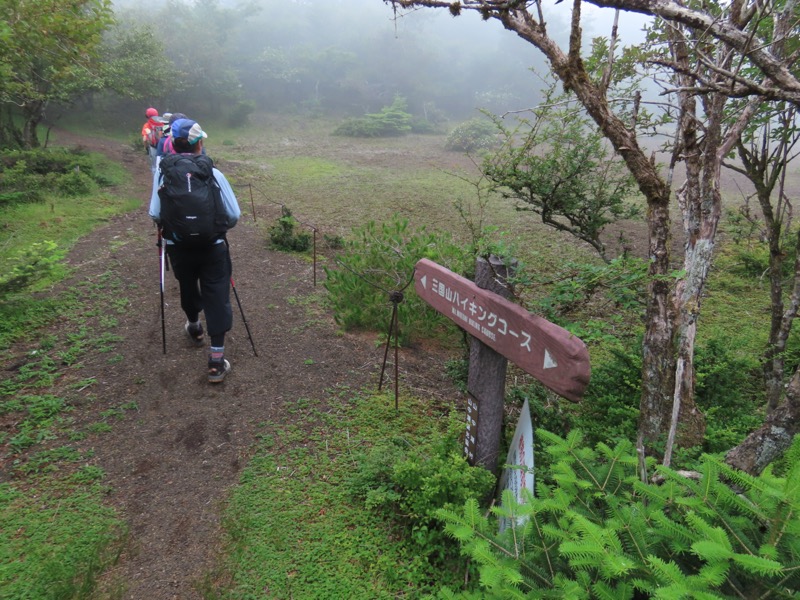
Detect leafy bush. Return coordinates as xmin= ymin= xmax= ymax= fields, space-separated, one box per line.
xmin=542 ymin=332 xmax=763 ymax=461
xmin=227 ymin=99 xmax=256 ymax=127
xmin=445 ymin=118 xmax=498 ymax=152
xmin=333 ymin=95 xmax=413 ymax=137
xmin=694 ymin=337 xmax=763 ymax=454
xmin=56 ymin=169 xmax=98 ymax=196
xmin=267 ymin=207 xmax=312 ymax=252
xmin=323 ymin=215 xmax=468 ymax=344
xmin=0 ymin=241 xmax=62 ymax=301
xmin=0 ymin=148 xmax=118 ymax=202
xmin=346 ymin=411 xmax=495 ymax=563
xmin=409 ymin=116 xmax=438 ymax=134
xmin=534 ymin=257 xmax=648 ymax=321
xmin=481 ymin=103 xmax=640 ymax=260
xmin=436 ymin=430 xmax=800 ymax=599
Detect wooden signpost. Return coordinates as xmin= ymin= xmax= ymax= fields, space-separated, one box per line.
xmin=414 ymin=258 xmax=591 ymax=402
xmin=414 ymin=256 xmax=591 ymax=518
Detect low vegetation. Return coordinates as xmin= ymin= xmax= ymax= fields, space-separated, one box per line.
xmin=2 ymin=123 xmax=799 ymax=598
xmin=0 ymin=147 xmax=134 ymax=598
xmin=216 ymin=392 xmax=494 ymax=597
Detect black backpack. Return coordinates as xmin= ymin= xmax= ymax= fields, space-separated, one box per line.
xmin=158 ymin=154 xmax=228 ymax=246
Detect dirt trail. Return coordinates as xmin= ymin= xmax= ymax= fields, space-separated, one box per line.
xmin=21 ymin=133 xmax=399 ymax=599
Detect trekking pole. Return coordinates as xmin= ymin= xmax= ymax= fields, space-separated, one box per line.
xmin=224 ymin=239 xmax=258 ymax=357
xmin=157 ymin=226 xmax=167 ymax=354
xmin=231 ymin=276 xmax=258 ymax=357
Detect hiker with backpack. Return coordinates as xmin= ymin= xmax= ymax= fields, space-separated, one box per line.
xmin=148 ymin=118 xmax=242 ymax=383
xmin=142 ymin=107 xmax=164 ymax=175
xmin=156 ymin=112 xmax=187 ymax=162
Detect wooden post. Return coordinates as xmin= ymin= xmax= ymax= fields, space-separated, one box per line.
xmin=468 ymin=255 xmax=515 ymax=475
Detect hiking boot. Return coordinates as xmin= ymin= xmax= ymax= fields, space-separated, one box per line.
xmin=208 ymin=358 xmax=231 ymax=384
xmin=184 ymin=321 xmax=204 ymax=346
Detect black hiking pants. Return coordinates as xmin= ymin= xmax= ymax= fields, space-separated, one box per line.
xmin=166 ymin=242 xmax=232 ymax=342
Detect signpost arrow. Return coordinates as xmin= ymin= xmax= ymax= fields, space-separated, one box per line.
xmin=414 ymin=258 xmax=590 ymax=402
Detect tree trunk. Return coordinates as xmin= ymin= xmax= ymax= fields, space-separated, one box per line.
xmin=726 ymin=366 xmax=800 ymax=475
xmin=21 ymin=100 xmax=44 ymax=149
xmin=468 ymin=256 xmax=514 ymax=475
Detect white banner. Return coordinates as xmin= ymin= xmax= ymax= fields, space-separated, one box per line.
xmin=498 ymin=398 xmax=534 ymax=532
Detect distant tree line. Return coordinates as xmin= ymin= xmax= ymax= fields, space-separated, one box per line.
xmin=0 ymin=0 xmax=546 ymax=150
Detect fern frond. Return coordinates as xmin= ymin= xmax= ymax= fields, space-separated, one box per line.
xmin=695 ymin=561 xmax=729 ymax=587
xmin=600 ymin=552 xmax=638 ymax=578
xmin=650 ymin=509 xmax=695 ymax=551
xmin=591 ymin=579 xmax=635 ymax=600
xmin=552 ymin=573 xmax=591 ymax=600
xmin=645 ymin=555 xmax=685 ymax=585
xmin=730 ymin=552 xmax=785 ymax=576
xmin=691 ymin=540 xmax=734 ymax=561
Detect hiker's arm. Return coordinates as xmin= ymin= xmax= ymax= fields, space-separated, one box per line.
xmin=213 ymin=169 xmax=241 ymax=228
xmin=149 ymin=172 xmax=162 ymax=222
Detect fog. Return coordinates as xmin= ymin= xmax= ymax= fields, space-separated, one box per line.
xmin=108 ymin=0 xmax=650 ymax=123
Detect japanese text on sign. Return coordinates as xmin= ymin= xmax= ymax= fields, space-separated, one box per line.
xmin=430 ymin=276 xmax=532 ymax=352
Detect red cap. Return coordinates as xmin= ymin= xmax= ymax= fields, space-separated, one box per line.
xmin=145 ymin=107 xmax=158 ymax=118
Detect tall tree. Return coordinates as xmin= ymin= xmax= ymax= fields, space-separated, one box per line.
xmin=98 ymin=25 xmax=173 ymax=106
xmin=726 ymin=103 xmax=800 ymax=413
xmin=385 ymin=0 xmax=800 ymax=471
xmin=0 ymin=0 xmax=114 ymax=149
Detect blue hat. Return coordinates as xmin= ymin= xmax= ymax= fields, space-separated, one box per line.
xmin=171 ymin=118 xmax=207 ymax=145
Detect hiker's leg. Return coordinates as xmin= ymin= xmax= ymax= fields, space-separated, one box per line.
xmin=166 ymin=245 xmax=203 ymax=322
xmin=200 ymin=243 xmax=233 ymax=340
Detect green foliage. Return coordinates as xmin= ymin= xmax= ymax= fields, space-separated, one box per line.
xmin=267 ymin=206 xmax=312 ymax=252
xmin=0 ymin=481 xmax=125 ymax=599
xmin=0 ymin=241 xmax=62 ymax=300
xmin=528 ymin=331 xmax=763 ymax=460
xmin=333 ymin=95 xmax=413 ymax=137
xmin=0 ymin=0 xmax=115 ymax=149
xmin=534 ymin=257 xmax=648 ymax=321
xmin=218 ymin=392 xmax=480 ymax=597
xmin=481 ymin=95 xmax=640 ymax=260
xmin=100 ymin=24 xmax=172 ymax=100
xmin=445 ymin=117 xmax=498 ymax=152
xmin=694 ymin=338 xmax=764 ymax=454
xmin=0 ymin=148 xmax=119 ymax=202
xmin=323 ymin=215 xmax=467 ymax=344
xmin=345 ymin=411 xmax=495 ymax=560
xmin=410 ymin=115 xmax=439 ymax=134
xmin=227 ymin=99 xmax=257 ymax=128
xmin=437 ymin=431 xmax=800 ymax=599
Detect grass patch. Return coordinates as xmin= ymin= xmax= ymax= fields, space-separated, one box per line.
xmin=215 ymin=390 xmax=478 ymax=598
xmin=0 ymin=146 xmax=134 ymax=598
xmin=0 ymin=480 xmax=125 ymax=599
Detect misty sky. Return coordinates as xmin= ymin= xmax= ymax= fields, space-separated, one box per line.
xmin=111 ymin=0 xmax=654 ymax=118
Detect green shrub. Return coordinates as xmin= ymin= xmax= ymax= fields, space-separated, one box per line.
xmin=56 ymin=169 xmax=97 ymax=196
xmin=444 ymin=118 xmax=498 ymax=152
xmin=410 ymin=116 xmax=438 ymax=134
xmin=437 ymin=430 xmax=800 ymax=599
xmin=267 ymin=207 xmax=312 ymax=252
xmin=333 ymin=95 xmax=413 ymax=137
xmin=346 ymin=411 xmax=495 ymax=563
xmin=0 ymin=241 xmax=62 ymax=301
xmin=323 ymin=214 xmax=468 ymax=345
xmin=227 ymin=99 xmax=256 ymax=127
xmin=0 ymin=148 xmax=119 ymax=200
xmin=694 ymin=337 xmax=763 ymax=454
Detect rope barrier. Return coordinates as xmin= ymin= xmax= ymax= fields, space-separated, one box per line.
xmin=231 ymin=180 xmax=320 ymax=286
xmin=232 ymin=179 xmax=417 ymax=408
